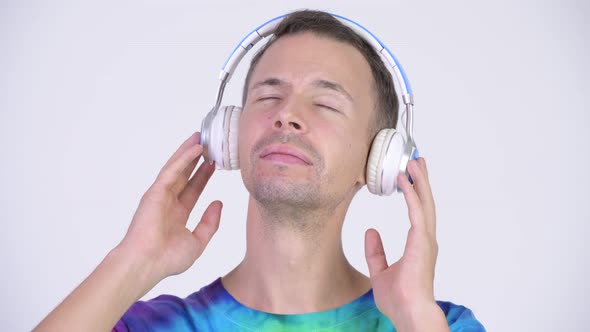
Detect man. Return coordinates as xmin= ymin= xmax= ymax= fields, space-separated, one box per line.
xmin=35 ymin=10 xmax=485 ymax=331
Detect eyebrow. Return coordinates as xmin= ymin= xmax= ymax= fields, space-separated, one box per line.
xmin=249 ymin=77 xmax=354 ymax=103
xmin=250 ymin=78 xmax=290 ymax=91
xmin=312 ymin=79 xmax=354 ymax=103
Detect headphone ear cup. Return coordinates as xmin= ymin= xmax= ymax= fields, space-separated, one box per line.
xmin=216 ymin=105 xmax=241 ymax=170
xmin=366 ymin=128 xmax=405 ymax=195
xmin=366 ymin=129 xmax=388 ymax=195
xmin=205 ymin=105 xmax=241 ymax=170
xmin=224 ymin=105 xmax=241 ymax=170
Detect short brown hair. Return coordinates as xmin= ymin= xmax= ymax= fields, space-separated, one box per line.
xmin=241 ymin=9 xmax=399 ymax=137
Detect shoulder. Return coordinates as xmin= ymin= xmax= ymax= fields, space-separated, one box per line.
xmin=436 ymin=301 xmax=487 ymax=332
xmin=113 ymin=284 xmax=214 ymax=331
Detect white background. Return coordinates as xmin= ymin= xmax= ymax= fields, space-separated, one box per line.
xmin=1 ymin=0 xmax=589 ymax=331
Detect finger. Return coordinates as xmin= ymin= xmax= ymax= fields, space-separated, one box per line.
xmin=397 ymin=170 xmax=425 ymax=229
xmin=192 ymin=200 xmax=223 ymax=257
xmin=418 ymin=157 xmax=429 ymax=179
xmin=418 ymin=157 xmax=436 ymax=223
xmin=408 ymin=158 xmax=436 ymax=234
xmin=180 ymin=153 xmax=200 ymax=184
xmin=155 ymin=143 xmax=203 ymax=194
xmin=406 ymin=159 xmax=429 ymax=198
xmin=179 ymin=161 xmax=216 ymax=211
xmin=406 ymin=159 xmax=435 ymax=211
xmin=364 ymin=228 xmax=389 ymax=277
xmin=412 ymin=158 xmax=433 ymax=201
xmin=161 ymin=131 xmax=201 ymax=171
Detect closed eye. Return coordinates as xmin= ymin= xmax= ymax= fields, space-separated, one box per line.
xmin=315 ymin=104 xmax=340 ymax=113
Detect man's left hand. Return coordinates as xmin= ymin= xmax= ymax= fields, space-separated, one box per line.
xmin=364 ymin=157 xmax=449 ymax=332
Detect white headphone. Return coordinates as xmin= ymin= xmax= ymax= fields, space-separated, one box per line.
xmin=199 ymin=12 xmax=419 ymax=195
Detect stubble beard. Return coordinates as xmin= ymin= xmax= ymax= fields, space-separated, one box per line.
xmin=253 ymin=165 xmax=322 ymax=209
xmin=246 ymin=163 xmax=328 ymax=232
xmin=242 ymin=132 xmax=339 ymax=233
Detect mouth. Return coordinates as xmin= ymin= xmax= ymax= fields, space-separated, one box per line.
xmin=259 ymin=145 xmax=312 ymax=166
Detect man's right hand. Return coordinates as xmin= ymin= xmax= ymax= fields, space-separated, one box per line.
xmin=33 ymin=131 xmax=222 ymax=332
xmin=119 ymin=131 xmax=223 ymax=282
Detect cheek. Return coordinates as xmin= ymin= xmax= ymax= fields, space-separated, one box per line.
xmin=237 ymin=113 xmax=253 ymax=164
xmin=320 ymin=124 xmax=368 ymax=176
xmin=237 ymin=110 xmax=266 ymax=167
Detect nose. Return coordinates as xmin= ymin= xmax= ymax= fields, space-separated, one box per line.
xmin=272 ymin=100 xmax=307 ymax=134
xmin=274 ymin=118 xmax=302 ymax=130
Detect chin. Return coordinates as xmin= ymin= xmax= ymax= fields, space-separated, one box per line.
xmin=250 ymin=178 xmax=322 ymax=209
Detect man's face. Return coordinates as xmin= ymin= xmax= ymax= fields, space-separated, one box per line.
xmin=238 ymin=32 xmax=376 ymax=210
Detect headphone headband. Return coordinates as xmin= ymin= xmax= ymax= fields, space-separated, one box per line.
xmin=212 ymin=12 xmax=415 ymax=141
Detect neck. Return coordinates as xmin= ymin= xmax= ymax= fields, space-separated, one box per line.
xmin=222 ymin=195 xmax=371 ymax=314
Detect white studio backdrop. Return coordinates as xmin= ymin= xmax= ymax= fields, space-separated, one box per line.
xmin=1 ymin=0 xmax=589 ymax=331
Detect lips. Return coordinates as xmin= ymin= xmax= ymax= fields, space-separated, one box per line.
xmin=259 ymin=145 xmax=312 ymax=165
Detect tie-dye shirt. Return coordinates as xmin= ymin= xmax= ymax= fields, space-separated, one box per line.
xmin=113 ymin=277 xmax=485 ymax=331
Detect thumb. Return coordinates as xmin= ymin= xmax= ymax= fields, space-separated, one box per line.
xmin=364 ymin=228 xmax=389 ymax=277
xmin=192 ymin=200 xmax=223 ymax=257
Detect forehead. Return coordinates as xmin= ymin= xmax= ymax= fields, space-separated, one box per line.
xmin=249 ymin=32 xmax=375 ymax=101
